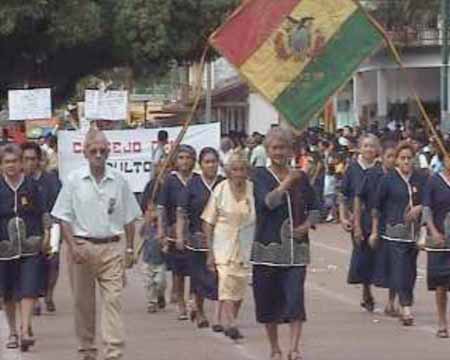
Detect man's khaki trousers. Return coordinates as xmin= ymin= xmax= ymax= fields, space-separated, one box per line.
xmin=68 ymin=240 xmax=124 ymax=360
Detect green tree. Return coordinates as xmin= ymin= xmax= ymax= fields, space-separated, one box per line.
xmin=0 ymin=0 xmax=240 ymax=101
xmin=167 ymin=0 xmax=240 ymax=63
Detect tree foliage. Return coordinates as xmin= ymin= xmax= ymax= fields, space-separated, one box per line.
xmin=0 ymin=0 xmax=239 ymax=102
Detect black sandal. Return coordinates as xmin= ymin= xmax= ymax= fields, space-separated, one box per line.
xmin=225 ymin=327 xmax=244 ymax=340
xmin=361 ymin=298 xmax=375 ymax=313
xmin=436 ymin=329 xmax=449 ymax=338
xmin=20 ymin=337 xmax=35 ymax=352
xmin=400 ymin=315 xmax=415 ymax=327
xmin=197 ymin=318 xmax=210 ymax=329
xmin=45 ymin=299 xmax=56 ymax=313
xmin=6 ymin=334 xmax=19 ymax=349
xmin=212 ymin=324 xmax=224 ymax=333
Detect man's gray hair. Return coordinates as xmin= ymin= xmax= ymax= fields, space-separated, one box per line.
xmin=83 ymin=128 xmax=108 ymax=149
xmin=0 ymin=143 xmax=22 ymax=162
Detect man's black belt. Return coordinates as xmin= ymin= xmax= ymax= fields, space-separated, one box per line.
xmin=74 ymin=236 xmax=120 ymax=244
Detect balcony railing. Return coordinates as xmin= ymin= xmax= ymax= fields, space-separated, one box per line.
xmin=384 ymin=24 xmax=442 ymax=46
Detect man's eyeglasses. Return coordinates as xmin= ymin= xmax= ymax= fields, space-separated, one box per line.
xmin=88 ymin=148 xmax=108 ymax=156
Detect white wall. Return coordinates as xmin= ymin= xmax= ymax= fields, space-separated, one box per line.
xmin=248 ymin=93 xmax=279 ymax=134
xmin=354 ymin=68 xmax=440 ymax=116
xmin=384 ymin=68 xmax=440 ymax=102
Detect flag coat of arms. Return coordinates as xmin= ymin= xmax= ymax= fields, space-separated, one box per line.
xmin=210 ymin=0 xmax=385 ymax=129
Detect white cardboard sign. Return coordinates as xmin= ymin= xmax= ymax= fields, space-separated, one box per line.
xmin=84 ymin=90 xmax=128 ymax=120
xmin=8 ymin=88 xmax=52 ymax=121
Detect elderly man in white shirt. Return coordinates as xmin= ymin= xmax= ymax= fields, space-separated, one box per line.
xmin=52 ymin=129 xmax=141 ymax=360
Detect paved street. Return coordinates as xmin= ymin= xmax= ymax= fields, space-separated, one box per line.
xmin=1 ymin=224 xmax=450 ymax=360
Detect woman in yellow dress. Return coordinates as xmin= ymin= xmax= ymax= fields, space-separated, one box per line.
xmin=202 ymin=151 xmax=256 ymax=341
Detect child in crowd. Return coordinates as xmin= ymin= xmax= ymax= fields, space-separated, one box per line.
xmin=323 ymin=162 xmax=338 ymax=222
xmin=141 ymin=202 xmax=167 ymax=313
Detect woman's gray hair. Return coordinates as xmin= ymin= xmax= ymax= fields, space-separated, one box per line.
xmin=358 ymin=133 xmax=380 ymax=150
xmin=225 ymin=150 xmax=249 ymax=173
xmin=264 ymin=127 xmax=294 ymax=149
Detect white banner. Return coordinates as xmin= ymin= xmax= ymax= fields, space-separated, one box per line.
xmin=85 ymin=90 xmax=128 ymax=120
xmin=8 ymin=88 xmax=52 ymax=121
xmin=58 ymin=123 xmax=221 ymax=192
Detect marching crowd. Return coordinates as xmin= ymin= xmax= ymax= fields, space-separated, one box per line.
xmin=1 ymin=121 xmax=450 ymax=360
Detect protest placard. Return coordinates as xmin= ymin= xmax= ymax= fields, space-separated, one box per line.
xmin=85 ymin=90 xmax=128 ymax=120
xmin=8 ymin=88 xmax=52 ymax=121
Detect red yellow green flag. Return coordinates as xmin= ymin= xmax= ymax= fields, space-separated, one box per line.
xmin=210 ymin=0 xmax=385 ymax=130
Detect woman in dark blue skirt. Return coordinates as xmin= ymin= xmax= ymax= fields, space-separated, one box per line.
xmin=178 ymin=147 xmax=224 ymax=331
xmin=0 ymin=144 xmax=47 ymax=351
xmin=340 ymin=134 xmax=379 ymax=312
xmin=423 ymin=162 xmax=450 ymax=338
xmin=374 ymin=142 xmax=427 ymax=326
xmin=252 ymin=128 xmax=319 ymax=360
xmin=157 ymin=145 xmax=197 ymax=320
xmin=356 ymin=141 xmax=397 ymax=316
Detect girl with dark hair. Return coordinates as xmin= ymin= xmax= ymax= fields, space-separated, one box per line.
xmin=373 ymin=142 xmax=427 ymax=326
xmin=177 ymin=147 xmax=225 ymax=330
xmin=423 ymin=146 xmax=450 ymax=337
xmin=157 ymin=145 xmax=197 ymax=320
xmin=355 ymin=140 xmax=397 ymax=315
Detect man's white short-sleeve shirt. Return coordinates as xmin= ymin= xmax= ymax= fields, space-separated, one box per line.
xmin=52 ymin=166 xmax=141 ymax=238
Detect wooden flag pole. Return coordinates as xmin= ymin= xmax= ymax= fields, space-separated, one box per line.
xmin=135 ymin=46 xmax=210 ymax=260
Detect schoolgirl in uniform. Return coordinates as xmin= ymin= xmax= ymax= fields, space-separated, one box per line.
xmin=177 ymin=147 xmax=225 ymax=330
xmin=374 ymin=142 xmax=427 ymax=326
xmin=339 ymin=134 xmax=380 ymax=311
xmin=356 ymin=141 xmax=397 ymax=315
xmin=423 ymin=149 xmax=450 ymax=337
xmin=157 ymin=145 xmax=197 ymax=320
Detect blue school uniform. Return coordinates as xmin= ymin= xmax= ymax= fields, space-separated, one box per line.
xmin=157 ymin=172 xmax=199 ymax=276
xmin=35 ymin=171 xmax=62 ymax=212
xmin=357 ymin=165 xmax=390 ymax=288
xmin=375 ymin=169 xmax=427 ymax=306
xmin=0 ymin=176 xmax=46 ymax=301
xmin=341 ymin=160 xmax=375 ymax=285
xmin=179 ymin=175 xmax=224 ymax=301
xmin=34 ymin=171 xmax=62 ymax=296
xmin=423 ymin=173 xmax=450 ymax=291
xmin=251 ymin=167 xmax=319 ymax=324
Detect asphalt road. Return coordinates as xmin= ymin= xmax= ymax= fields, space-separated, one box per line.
xmin=1 ymin=224 xmax=449 ymax=360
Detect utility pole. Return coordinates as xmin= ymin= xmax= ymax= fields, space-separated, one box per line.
xmin=205 ymin=61 xmax=212 ymax=123
xmin=442 ymin=0 xmax=450 ymax=132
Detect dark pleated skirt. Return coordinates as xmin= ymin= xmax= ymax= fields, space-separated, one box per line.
xmin=347 ymin=237 xmax=376 ymax=285
xmin=427 ymin=251 xmax=450 ymax=291
xmin=188 ymin=251 xmax=218 ymax=301
xmin=165 ymin=244 xmax=190 ymax=276
xmin=373 ymin=238 xmax=390 ymax=289
xmin=0 ymin=255 xmax=42 ymax=301
xmin=38 ymin=253 xmax=61 ymax=296
xmin=387 ymin=241 xmax=418 ymax=306
xmin=253 ymin=265 xmax=307 ymax=324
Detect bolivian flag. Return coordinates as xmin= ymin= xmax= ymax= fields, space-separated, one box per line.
xmin=210 ymin=0 xmax=385 ymax=130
